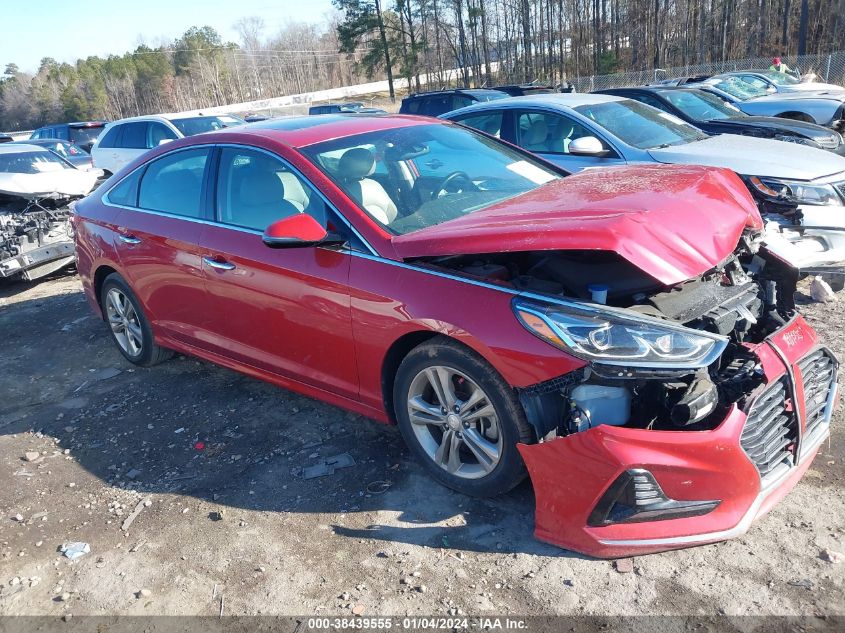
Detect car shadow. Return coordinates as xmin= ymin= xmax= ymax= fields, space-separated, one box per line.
xmin=0 ymin=281 xmax=586 ymax=560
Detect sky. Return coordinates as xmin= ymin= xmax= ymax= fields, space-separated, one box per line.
xmin=1 ymin=0 xmax=337 ymax=73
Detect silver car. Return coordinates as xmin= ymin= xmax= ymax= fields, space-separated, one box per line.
xmin=441 ymin=93 xmax=845 ymax=286
xmin=715 ymin=70 xmax=844 ymax=94
xmin=692 ymin=76 xmax=845 ymax=130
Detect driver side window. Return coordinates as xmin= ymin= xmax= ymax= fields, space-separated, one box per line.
xmin=515 ymin=111 xmax=597 ymax=155
xmin=215 ymin=148 xmax=329 ymax=232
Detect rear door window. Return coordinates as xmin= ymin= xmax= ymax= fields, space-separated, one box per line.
xmin=138 ymin=148 xmax=209 ymax=218
xmin=98 ymin=125 xmax=121 ymax=149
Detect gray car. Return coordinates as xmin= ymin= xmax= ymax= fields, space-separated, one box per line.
xmin=691 ymin=76 xmax=845 ymax=130
xmin=441 ymin=93 xmax=845 ymax=283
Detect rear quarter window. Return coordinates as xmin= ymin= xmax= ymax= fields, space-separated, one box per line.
xmin=98 ymin=125 xmax=122 ymax=149
xmin=119 ymin=122 xmax=149 ymax=149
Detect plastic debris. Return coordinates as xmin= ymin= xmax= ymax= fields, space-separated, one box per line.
xmin=60 ymin=542 xmax=90 ymax=561
xmin=810 ymin=276 xmax=836 ymax=303
xmin=302 ymin=453 xmax=356 ymax=479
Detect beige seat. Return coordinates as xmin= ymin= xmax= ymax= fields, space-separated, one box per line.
xmin=236 ymin=169 xmax=299 ymax=230
xmin=337 ymin=148 xmax=397 ymax=225
xmin=278 ymin=171 xmax=309 ymax=212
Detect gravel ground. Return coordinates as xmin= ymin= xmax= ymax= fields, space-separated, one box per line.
xmin=0 ymin=272 xmax=843 ymax=619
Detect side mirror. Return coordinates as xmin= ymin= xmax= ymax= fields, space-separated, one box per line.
xmin=263 ymin=214 xmax=337 ymax=249
xmin=568 ymin=136 xmax=607 ymax=156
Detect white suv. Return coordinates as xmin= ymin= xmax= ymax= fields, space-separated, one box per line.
xmin=91 ymin=114 xmax=244 ymax=175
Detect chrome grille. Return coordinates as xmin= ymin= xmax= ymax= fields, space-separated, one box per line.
xmin=798 ymin=348 xmax=837 ymax=439
xmin=741 ymin=379 xmax=798 ymax=480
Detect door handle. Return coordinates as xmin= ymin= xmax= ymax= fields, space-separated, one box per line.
xmin=118 ymin=234 xmax=141 ymax=245
xmin=203 ymin=256 xmax=236 ymax=271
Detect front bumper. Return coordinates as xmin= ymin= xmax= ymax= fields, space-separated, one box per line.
xmin=0 ymin=240 xmax=76 ymax=281
xmin=518 ymin=316 xmax=839 ymax=558
xmin=764 ymin=220 xmax=845 ymax=285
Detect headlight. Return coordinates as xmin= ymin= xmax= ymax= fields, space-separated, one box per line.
xmin=513 ymin=298 xmax=727 ymax=369
xmin=747 ymin=176 xmax=841 ymax=206
xmin=773 ymin=134 xmax=821 ymax=148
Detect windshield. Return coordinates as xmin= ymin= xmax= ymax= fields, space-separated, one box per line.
xmin=302 ymin=123 xmax=561 ymax=235
xmin=69 ymin=126 xmax=104 ymax=146
xmin=761 ymin=71 xmax=799 ymax=85
xmin=477 ymin=91 xmax=509 ymax=102
xmin=0 ymin=150 xmax=73 ymax=173
xmin=658 ymin=89 xmax=745 ymax=121
xmin=710 ymin=78 xmax=768 ymax=100
xmin=573 ymin=99 xmax=708 ymax=149
xmin=170 ymin=116 xmax=245 ymax=136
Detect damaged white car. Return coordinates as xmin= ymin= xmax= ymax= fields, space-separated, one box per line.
xmin=0 ymin=144 xmax=98 ymax=281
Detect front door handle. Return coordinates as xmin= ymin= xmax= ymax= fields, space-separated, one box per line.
xmin=118 ymin=234 xmax=141 ymax=245
xmin=203 ymin=256 xmax=236 ymax=271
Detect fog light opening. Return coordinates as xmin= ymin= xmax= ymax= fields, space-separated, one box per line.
xmin=587 ymin=469 xmax=721 ymax=527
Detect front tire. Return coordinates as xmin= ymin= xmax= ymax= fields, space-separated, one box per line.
xmin=393 ymin=337 xmax=533 ymax=497
xmin=100 ymin=273 xmax=172 ymax=367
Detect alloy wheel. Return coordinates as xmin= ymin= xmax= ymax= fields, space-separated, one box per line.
xmin=406 ymin=365 xmax=503 ymax=479
xmin=105 ymin=288 xmax=143 ymax=357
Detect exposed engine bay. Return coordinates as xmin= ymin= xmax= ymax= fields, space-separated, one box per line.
xmin=415 ymin=228 xmax=800 ymax=439
xmin=0 ymin=194 xmax=76 ymax=281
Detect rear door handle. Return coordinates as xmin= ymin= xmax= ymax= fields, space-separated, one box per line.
xmin=118 ymin=234 xmax=141 ymax=245
xmin=203 ymin=256 xmax=236 ymax=271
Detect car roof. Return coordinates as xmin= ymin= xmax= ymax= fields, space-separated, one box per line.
xmin=406 ymin=88 xmax=506 ymax=98
xmin=106 ymin=113 xmax=229 ymax=125
xmin=205 ymin=113 xmax=437 ymax=148
xmin=444 ymin=92 xmax=626 ymax=115
xmin=37 ymin=121 xmax=106 ymax=129
xmin=0 ymin=143 xmax=50 ymax=154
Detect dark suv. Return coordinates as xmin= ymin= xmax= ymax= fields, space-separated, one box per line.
xmin=399 ymin=89 xmax=508 ymax=117
xmin=30 ymin=121 xmax=108 ymax=153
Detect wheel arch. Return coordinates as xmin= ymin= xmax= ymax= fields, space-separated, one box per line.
xmin=775 ymin=111 xmax=816 ymax=123
xmin=380 ymin=329 xmax=511 ymax=425
xmin=93 ymin=264 xmax=120 ymax=317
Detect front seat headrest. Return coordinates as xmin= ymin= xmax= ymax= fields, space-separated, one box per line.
xmin=239 ymin=169 xmax=285 ymax=206
xmin=338 ymin=147 xmax=376 ymax=181
xmin=523 ymin=118 xmax=548 ymax=145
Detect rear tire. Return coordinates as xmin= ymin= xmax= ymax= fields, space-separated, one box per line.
xmin=100 ymin=273 xmax=173 ymax=367
xmin=393 ymin=337 xmax=533 ymax=497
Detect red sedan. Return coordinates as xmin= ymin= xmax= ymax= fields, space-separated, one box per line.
xmin=73 ymin=114 xmax=838 ymax=557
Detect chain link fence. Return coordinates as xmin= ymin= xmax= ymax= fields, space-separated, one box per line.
xmin=571 ymin=50 xmax=845 ymax=92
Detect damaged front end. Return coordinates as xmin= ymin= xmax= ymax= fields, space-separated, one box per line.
xmin=744 ymin=175 xmax=845 ymax=291
xmin=421 ymin=230 xmax=839 ymax=557
xmin=0 ymin=194 xmax=76 ymax=281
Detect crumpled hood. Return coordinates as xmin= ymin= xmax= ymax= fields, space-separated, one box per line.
xmin=392 ymin=164 xmax=762 ymax=286
xmin=0 ymin=169 xmax=98 ymax=199
xmin=648 ymin=134 xmax=845 ymax=180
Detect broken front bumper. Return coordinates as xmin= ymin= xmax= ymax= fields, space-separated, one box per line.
xmin=518 ymin=316 xmax=839 ymax=558
xmin=0 ymin=240 xmax=75 ymax=281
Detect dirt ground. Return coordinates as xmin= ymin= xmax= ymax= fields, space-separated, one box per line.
xmin=0 ymin=271 xmax=843 ymax=619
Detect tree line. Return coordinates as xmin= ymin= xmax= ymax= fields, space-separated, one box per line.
xmin=1 ymin=0 xmax=843 ymax=131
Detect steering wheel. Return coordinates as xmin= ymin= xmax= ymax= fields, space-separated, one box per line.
xmin=432 ymin=171 xmax=479 ymax=200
